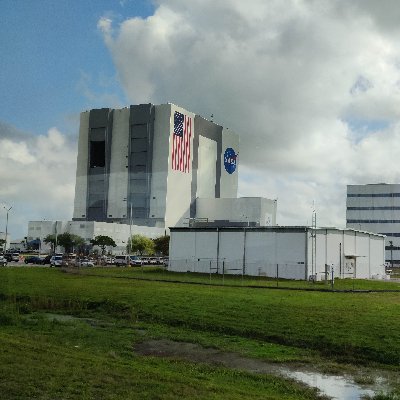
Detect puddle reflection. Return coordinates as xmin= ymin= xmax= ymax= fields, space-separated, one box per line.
xmin=281 ymin=369 xmax=380 ymax=399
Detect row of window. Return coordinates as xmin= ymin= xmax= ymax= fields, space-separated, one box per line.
xmin=347 ymin=193 xmax=400 ymax=197
xmin=347 ymin=220 xmax=400 ymax=223
xmin=347 ymin=206 xmax=400 ymax=210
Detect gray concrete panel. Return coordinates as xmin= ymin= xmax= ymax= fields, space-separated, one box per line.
xmin=128 ymin=104 xmax=155 ymax=223
xmin=87 ymin=108 xmax=113 ymax=222
xmin=89 ymin=108 xmax=110 ymax=128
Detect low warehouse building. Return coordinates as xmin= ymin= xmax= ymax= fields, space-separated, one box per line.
xmin=169 ymin=227 xmax=386 ymax=280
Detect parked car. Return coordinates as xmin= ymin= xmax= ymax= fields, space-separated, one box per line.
xmin=0 ymin=256 xmax=8 ymax=266
xmin=78 ymin=258 xmax=94 ymax=267
xmin=25 ymin=256 xmax=44 ymax=265
xmin=11 ymin=253 xmax=20 ymax=262
xmin=114 ymin=255 xmax=127 ymax=266
xmin=4 ymin=253 xmax=12 ymax=262
xmin=50 ymin=255 xmax=65 ymax=267
xmin=41 ymin=255 xmax=52 ymax=265
xmin=129 ymin=255 xmax=142 ymax=266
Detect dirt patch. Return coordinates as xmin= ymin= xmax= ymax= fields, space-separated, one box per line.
xmin=135 ymin=339 xmax=291 ymax=374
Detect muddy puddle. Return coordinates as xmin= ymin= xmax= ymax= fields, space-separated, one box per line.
xmin=135 ymin=339 xmax=389 ymax=399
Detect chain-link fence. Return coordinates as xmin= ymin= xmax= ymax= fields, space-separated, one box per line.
xmin=168 ymin=258 xmax=307 ymax=280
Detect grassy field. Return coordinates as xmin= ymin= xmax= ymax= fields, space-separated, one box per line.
xmin=1 ymin=267 xmax=399 ymax=399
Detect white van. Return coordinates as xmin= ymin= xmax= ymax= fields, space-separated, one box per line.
xmin=114 ymin=255 xmax=129 ymax=266
xmin=114 ymin=255 xmax=142 ymax=266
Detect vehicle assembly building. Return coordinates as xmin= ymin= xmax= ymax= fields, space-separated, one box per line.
xmin=28 ymin=103 xmax=276 ymax=251
xmin=73 ymin=103 xmax=239 ymax=228
xmin=168 ymin=226 xmax=386 ymax=280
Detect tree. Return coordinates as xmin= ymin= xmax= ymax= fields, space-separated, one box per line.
xmin=57 ymin=233 xmax=85 ymax=253
xmin=129 ymin=234 xmax=155 ymax=256
xmin=90 ymin=235 xmax=116 ymax=255
xmin=153 ymin=235 xmax=170 ymax=256
xmin=44 ymin=234 xmax=57 ymax=253
xmin=0 ymin=238 xmax=5 ymax=252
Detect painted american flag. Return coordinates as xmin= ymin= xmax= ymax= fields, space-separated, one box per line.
xmin=171 ymin=111 xmax=192 ymax=173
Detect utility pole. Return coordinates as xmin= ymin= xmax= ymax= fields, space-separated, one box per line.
xmin=4 ymin=206 xmax=12 ymax=252
xmin=129 ymin=203 xmax=132 ymax=254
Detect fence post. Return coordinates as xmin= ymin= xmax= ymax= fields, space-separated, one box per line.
xmin=276 ymin=263 xmax=279 ymax=287
xmin=222 ymin=260 xmax=225 ymax=285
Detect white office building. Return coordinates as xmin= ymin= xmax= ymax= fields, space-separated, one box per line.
xmin=169 ymin=227 xmax=386 ymax=280
xmin=346 ymin=183 xmax=400 ymax=264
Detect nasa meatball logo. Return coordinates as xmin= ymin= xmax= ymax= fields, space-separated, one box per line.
xmin=224 ymin=148 xmax=237 ymax=174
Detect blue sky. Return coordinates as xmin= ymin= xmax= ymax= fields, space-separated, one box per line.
xmin=0 ymin=0 xmax=153 ymax=136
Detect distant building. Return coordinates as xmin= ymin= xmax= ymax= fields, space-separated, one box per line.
xmin=0 ymin=232 xmax=10 ymax=252
xmin=346 ymin=183 xmax=400 ymax=264
xmin=194 ymin=197 xmax=277 ymax=227
xmin=27 ymin=220 xmax=164 ymax=254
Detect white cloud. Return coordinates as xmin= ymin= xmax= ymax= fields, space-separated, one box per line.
xmin=0 ymin=124 xmax=76 ymax=239
xmin=99 ymin=0 xmax=400 ymax=228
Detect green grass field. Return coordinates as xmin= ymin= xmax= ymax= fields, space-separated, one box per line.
xmin=1 ymin=267 xmax=399 ymax=399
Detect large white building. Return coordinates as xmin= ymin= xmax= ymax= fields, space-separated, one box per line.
xmin=169 ymin=227 xmax=386 ymax=280
xmin=346 ymin=183 xmax=400 ymax=264
xmin=28 ymin=103 xmax=276 ymax=251
xmin=73 ymin=103 xmax=239 ymax=228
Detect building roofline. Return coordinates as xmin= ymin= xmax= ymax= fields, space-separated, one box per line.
xmin=169 ymin=225 xmax=385 ymax=237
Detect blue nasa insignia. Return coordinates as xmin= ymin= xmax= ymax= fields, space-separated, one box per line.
xmin=224 ymin=148 xmax=237 ymax=174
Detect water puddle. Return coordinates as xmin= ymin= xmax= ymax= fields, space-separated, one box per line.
xmin=135 ymin=339 xmax=390 ymax=399
xmin=281 ymin=369 xmax=376 ymax=399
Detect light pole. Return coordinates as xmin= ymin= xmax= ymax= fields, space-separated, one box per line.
xmin=389 ymin=240 xmax=394 ymax=270
xmin=4 ymin=206 xmax=12 ymax=252
xmin=123 ymin=198 xmax=132 ymax=254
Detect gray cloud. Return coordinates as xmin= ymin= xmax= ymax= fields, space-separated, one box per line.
xmin=0 ymin=123 xmax=76 ymax=239
xmin=98 ymin=0 xmax=400 ymax=227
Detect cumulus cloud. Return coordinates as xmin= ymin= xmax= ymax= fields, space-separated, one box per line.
xmin=98 ymin=0 xmax=400 ymax=227
xmin=0 ymin=123 xmax=76 ymax=238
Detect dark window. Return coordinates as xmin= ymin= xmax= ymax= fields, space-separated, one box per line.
xmin=133 ymin=208 xmax=146 ymax=218
xmin=347 ymin=206 xmax=400 ymax=210
xmin=347 ymin=219 xmax=400 ymax=223
xmin=347 ymin=193 xmax=400 ymax=197
xmin=90 ymin=141 xmax=105 ymax=168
